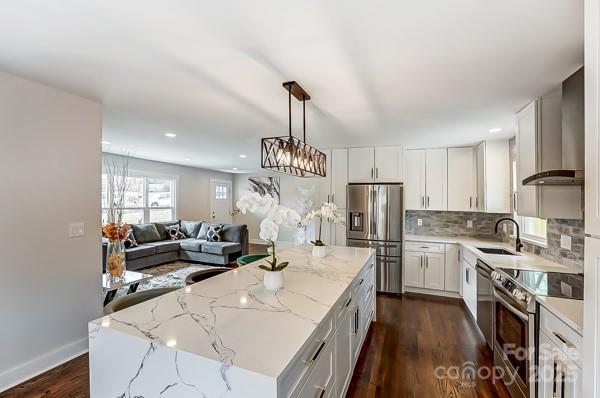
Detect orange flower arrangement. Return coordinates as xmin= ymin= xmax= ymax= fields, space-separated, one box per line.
xmin=103 ymin=223 xmax=131 ymax=278
xmin=103 ymin=223 xmax=131 ymax=242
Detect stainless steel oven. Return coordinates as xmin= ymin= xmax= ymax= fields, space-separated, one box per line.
xmin=493 ymin=284 xmax=536 ymax=398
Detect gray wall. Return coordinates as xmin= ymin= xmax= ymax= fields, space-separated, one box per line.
xmin=102 ymin=153 xmax=233 ymax=222
xmin=0 ymin=72 xmax=102 ymax=390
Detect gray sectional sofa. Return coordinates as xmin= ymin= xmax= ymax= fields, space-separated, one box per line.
xmin=102 ymin=220 xmax=248 ymax=272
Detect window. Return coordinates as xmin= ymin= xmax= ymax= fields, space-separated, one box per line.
xmin=101 ymin=174 xmax=176 ymax=224
xmin=215 ymin=184 xmax=228 ymax=200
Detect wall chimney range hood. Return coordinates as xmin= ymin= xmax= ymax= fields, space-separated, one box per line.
xmin=523 ymin=67 xmax=584 ymax=186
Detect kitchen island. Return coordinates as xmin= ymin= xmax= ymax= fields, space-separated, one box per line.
xmin=88 ymin=246 xmax=376 ymax=398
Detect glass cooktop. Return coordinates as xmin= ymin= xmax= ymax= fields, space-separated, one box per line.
xmin=498 ymin=268 xmax=584 ymax=300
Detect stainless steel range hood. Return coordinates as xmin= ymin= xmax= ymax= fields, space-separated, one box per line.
xmin=523 ymin=67 xmax=584 ymax=186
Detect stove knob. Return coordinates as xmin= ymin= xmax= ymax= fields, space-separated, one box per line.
xmin=491 ymin=272 xmax=502 ymax=281
xmin=514 ymin=290 xmax=526 ymax=301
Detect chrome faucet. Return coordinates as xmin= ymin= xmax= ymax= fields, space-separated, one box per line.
xmin=495 ymin=217 xmax=523 ymax=252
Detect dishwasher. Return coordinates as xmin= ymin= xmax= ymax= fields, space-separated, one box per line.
xmin=476 ymin=259 xmax=494 ymax=348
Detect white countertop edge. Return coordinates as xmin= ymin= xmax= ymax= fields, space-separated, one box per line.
xmin=536 ymin=296 xmax=584 ymax=336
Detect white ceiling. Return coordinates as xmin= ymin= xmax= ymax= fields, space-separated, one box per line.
xmin=0 ymin=0 xmax=583 ymax=173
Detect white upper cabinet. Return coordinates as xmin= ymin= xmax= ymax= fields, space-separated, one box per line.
xmin=405 ymin=148 xmax=447 ymax=210
xmin=348 ymin=146 xmax=404 ymax=183
xmin=516 ymin=100 xmax=541 ymax=217
xmin=404 ymin=149 xmax=426 ymax=210
xmin=448 ymin=147 xmax=476 ymax=211
xmin=374 ymin=146 xmax=404 ymax=182
xmin=425 ymin=148 xmax=448 ymax=211
xmin=331 ymin=148 xmax=348 ymax=208
xmin=348 ymin=147 xmax=375 ymax=183
xmin=478 ymin=139 xmax=511 ymax=213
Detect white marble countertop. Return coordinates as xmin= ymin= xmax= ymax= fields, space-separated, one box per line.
xmin=405 ymin=234 xmax=581 ymax=274
xmin=90 ymin=245 xmax=374 ymax=380
xmin=536 ymin=295 xmax=584 ymax=335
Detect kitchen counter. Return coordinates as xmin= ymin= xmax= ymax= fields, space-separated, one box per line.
xmin=88 ymin=245 xmax=375 ymax=397
xmin=536 ymin=296 xmax=584 ymax=335
xmin=405 ymin=234 xmax=581 ymax=274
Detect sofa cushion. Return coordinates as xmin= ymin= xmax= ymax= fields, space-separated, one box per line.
xmin=221 ymin=224 xmax=247 ymax=243
xmin=132 ymin=224 xmax=162 ymax=244
xmin=125 ymin=245 xmax=156 ymax=260
xmin=181 ymin=220 xmax=203 ymax=239
xmin=201 ymin=241 xmax=241 ymax=255
xmin=146 ymin=240 xmax=181 ymax=254
xmin=179 ymin=239 xmax=206 ymax=252
xmin=154 ymin=220 xmax=181 ymax=240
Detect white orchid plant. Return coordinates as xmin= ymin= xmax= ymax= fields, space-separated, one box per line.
xmin=302 ymin=202 xmax=346 ymax=247
xmin=236 ymin=192 xmax=301 ymax=272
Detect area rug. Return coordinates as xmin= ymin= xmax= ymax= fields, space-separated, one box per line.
xmin=113 ymin=261 xmax=216 ymax=298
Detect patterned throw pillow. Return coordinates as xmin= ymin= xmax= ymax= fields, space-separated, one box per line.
xmin=206 ymin=224 xmax=223 ymax=242
xmin=124 ymin=231 xmax=138 ymax=249
xmin=168 ymin=225 xmax=186 ymax=240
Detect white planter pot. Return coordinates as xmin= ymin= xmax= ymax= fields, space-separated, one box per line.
xmin=263 ymin=270 xmax=284 ymax=292
xmin=312 ymin=245 xmax=327 ymax=258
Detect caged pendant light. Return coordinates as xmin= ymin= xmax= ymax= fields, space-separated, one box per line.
xmin=261 ymin=81 xmax=326 ymax=177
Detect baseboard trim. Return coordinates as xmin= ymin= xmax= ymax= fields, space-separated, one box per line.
xmin=0 ymin=337 xmax=88 ymax=392
xmin=403 ymin=287 xmax=462 ymax=299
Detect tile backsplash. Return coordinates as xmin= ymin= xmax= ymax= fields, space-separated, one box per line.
xmin=405 ymin=210 xmax=584 ymax=269
xmin=405 ymin=210 xmax=510 ymax=239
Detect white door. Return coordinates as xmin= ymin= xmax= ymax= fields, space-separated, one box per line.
xmin=348 ymin=147 xmax=375 ymax=183
xmin=584 ymin=236 xmax=600 ymax=398
xmin=209 ymin=180 xmax=232 ymax=224
xmin=331 ymin=148 xmax=348 ymax=208
xmin=447 ymin=147 xmax=475 ymax=211
xmin=424 ymin=252 xmax=445 ymax=291
xmin=404 ymin=251 xmax=424 ymax=288
xmin=476 ymin=142 xmax=486 ymax=212
xmin=425 ymin=148 xmax=447 ymax=210
xmin=444 ymin=244 xmax=461 ymax=293
xmin=374 ymin=146 xmax=404 ymax=182
xmin=516 ymin=100 xmax=539 ymax=217
xmin=404 ymin=149 xmax=426 ymax=210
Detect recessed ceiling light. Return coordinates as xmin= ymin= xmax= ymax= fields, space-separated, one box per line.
xmin=239 ymin=154 xmax=247 ymax=158
xmin=101 ymin=141 xmax=111 ymax=145
xmin=164 ymin=133 xmax=176 ymax=138
xmin=489 ymin=128 xmax=503 ymax=133
xmin=233 ymin=167 xmax=238 ymax=171
xmin=184 ymin=158 xmax=191 ymax=161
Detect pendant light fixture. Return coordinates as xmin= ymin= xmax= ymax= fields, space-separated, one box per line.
xmin=261 ymin=81 xmax=326 ymax=177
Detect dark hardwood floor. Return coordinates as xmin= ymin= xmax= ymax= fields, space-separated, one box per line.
xmin=2 ymin=282 xmax=509 ymax=397
xmin=346 ymin=293 xmax=510 ymax=398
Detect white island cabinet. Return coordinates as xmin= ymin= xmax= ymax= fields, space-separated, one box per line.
xmin=88 ymin=246 xmax=376 ymax=398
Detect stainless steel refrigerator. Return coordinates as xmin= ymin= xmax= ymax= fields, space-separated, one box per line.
xmin=346 ymin=183 xmax=403 ymax=293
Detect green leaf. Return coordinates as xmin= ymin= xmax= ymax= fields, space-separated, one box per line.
xmin=275 ymin=263 xmax=288 ymax=271
xmin=258 ymin=264 xmax=272 ymax=272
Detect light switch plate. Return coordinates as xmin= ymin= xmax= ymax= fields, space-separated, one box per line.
xmin=467 ymin=220 xmax=473 ymax=229
xmin=69 ymin=222 xmax=85 ymax=237
xmin=560 ymin=235 xmax=571 ymax=250
xmin=417 ymin=218 xmax=423 ymax=226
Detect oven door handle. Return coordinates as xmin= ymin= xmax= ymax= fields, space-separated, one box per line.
xmin=493 ymin=290 xmax=529 ymax=321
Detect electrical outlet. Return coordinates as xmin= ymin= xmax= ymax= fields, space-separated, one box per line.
xmin=68 ymin=222 xmax=85 ymax=237
xmin=417 ymin=218 xmax=423 ymax=226
xmin=560 ymin=235 xmax=572 ymax=250
xmin=467 ymin=220 xmax=473 ymax=229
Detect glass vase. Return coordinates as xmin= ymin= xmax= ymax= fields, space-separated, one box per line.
xmin=106 ymin=240 xmax=126 ymax=281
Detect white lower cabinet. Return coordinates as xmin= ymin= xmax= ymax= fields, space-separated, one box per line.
xmin=404 ymin=241 xmax=462 ymax=294
xmin=424 ymin=252 xmax=445 ymax=290
xmin=298 ymin=338 xmax=336 ymax=398
xmin=538 ymin=330 xmax=582 ymax=398
xmin=444 ymin=244 xmax=461 ymax=293
xmin=462 ymin=258 xmax=477 ymax=320
xmin=404 ymin=251 xmax=425 ymax=288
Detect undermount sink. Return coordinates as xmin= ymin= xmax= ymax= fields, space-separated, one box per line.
xmin=476 ymin=247 xmax=519 ymax=256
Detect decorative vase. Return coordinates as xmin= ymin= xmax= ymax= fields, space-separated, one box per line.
xmin=263 ymin=270 xmax=284 ymax=291
xmin=312 ymin=245 xmax=327 ymax=258
xmin=106 ymin=240 xmax=126 ymax=280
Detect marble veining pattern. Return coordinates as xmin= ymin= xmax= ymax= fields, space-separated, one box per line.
xmin=89 ymin=245 xmax=374 ymax=398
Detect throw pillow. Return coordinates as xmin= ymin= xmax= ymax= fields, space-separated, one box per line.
xmin=154 ymin=220 xmax=181 ymax=240
xmin=131 ymin=223 xmax=162 ymax=244
xmin=124 ymin=231 xmax=138 ymax=249
xmin=168 ymin=225 xmax=186 ymax=240
xmin=206 ymin=224 xmax=223 ymax=242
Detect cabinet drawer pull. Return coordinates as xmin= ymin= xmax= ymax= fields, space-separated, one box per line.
xmin=552 ymin=357 xmax=558 ymax=397
xmin=304 ymin=340 xmax=326 ymax=366
xmin=315 ymin=385 xmax=326 ymax=398
xmin=368 ymin=262 xmax=374 ymax=270
xmin=357 ymin=278 xmax=364 ymax=287
xmin=344 ymin=297 xmax=352 ymax=308
xmin=368 ymin=285 xmax=374 ymax=295
xmin=553 ymin=332 xmax=576 ymax=349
